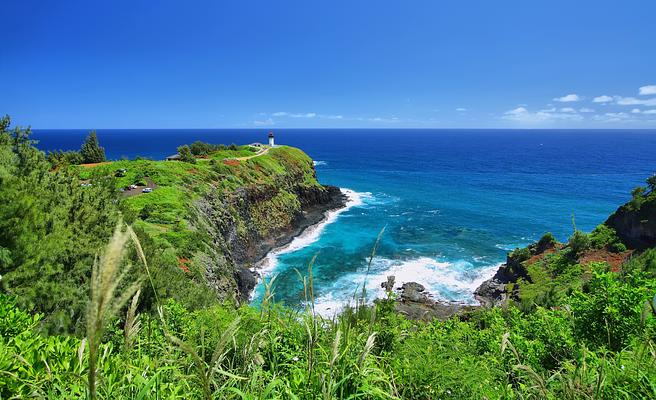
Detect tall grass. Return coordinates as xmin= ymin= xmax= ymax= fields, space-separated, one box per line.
xmin=3 ymin=221 xmax=651 ymax=398
xmin=86 ymin=221 xmax=143 ymax=400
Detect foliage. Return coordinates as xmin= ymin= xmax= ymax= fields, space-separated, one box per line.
xmin=630 ymin=186 xmax=646 ymax=210
xmin=537 ymin=231 xmax=556 ymax=249
xmin=589 ymin=224 xmax=626 ymax=252
xmin=0 ymin=116 xmax=119 ymax=334
xmin=648 ymin=174 xmax=656 ymax=194
xmin=177 ymin=144 xmax=196 ymax=163
xmin=568 ymin=229 xmax=590 ymax=257
xmin=2 ymin=115 xmax=656 ymax=398
xmin=80 ymin=130 xmax=106 ymax=163
xmin=47 ymin=149 xmax=84 ymax=166
xmin=571 ymin=270 xmax=656 ymax=351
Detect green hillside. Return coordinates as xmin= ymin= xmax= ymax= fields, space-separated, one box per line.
xmin=1 ymin=118 xmax=655 ymax=399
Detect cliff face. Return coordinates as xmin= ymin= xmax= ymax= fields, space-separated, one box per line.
xmin=605 ymin=197 xmax=656 ymax=250
xmin=191 ymin=154 xmax=346 ymax=302
xmin=474 ymin=239 xmax=560 ymax=307
xmin=475 ymin=192 xmax=655 ymax=308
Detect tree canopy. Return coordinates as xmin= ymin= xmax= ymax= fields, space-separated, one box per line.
xmin=80 ymin=130 xmax=106 ymax=163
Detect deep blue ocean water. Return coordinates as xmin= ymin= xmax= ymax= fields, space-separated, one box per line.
xmin=33 ymin=129 xmax=656 ymax=314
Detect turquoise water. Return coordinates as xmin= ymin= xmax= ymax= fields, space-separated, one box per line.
xmin=33 ymin=129 xmax=656 ymax=315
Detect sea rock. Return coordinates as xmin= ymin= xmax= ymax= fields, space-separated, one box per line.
xmin=393 ymin=281 xmax=476 ymax=321
xmin=400 ymin=282 xmax=428 ymax=303
xmin=381 ymin=275 xmax=395 ymax=292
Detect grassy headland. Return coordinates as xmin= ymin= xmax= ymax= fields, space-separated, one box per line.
xmin=1 ymin=118 xmax=655 ymax=398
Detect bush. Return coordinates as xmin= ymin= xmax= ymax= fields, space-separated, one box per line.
xmin=610 ymin=242 xmax=627 ymax=253
xmin=568 ymin=230 xmax=590 ymax=257
xmin=629 ymin=186 xmax=646 ymax=210
xmin=537 ymin=232 xmax=557 ymax=250
xmin=570 ymin=272 xmax=655 ymax=351
xmin=177 ymin=145 xmax=196 ymax=164
xmin=589 ymin=224 xmax=625 ymax=252
xmin=190 ymin=140 xmax=215 ymax=156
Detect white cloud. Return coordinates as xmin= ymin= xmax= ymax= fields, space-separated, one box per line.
xmin=644 ymin=109 xmax=656 ymax=115
xmin=593 ymin=95 xmax=613 ymax=103
xmin=593 ymin=112 xmax=634 ymax=123
xmin=560 ymin=107 xmax=576 ymax=113
xmin=502 ymin=106 xmax=583 ymax=123
xmin=272 ymin=111 xmax=320 ymax=118
xmin=553 ymin=94 xmax=581 ymax=102
xmin=253 ymin=118 xmax=274 ymax=126
xmin=639 ymin=85 xmax=656 ymax=95
xmin=631 ymin=108 xmax=642 ymax=114
xmin=579 ymin=107 xmax=595 ymax=113
xmin=615 ymin=96 xmax=656 ymax=106
xmin=505 ymin=107 xmax=528 ymax=115
xmin=456 ymin=107 xmax=467 ymax=112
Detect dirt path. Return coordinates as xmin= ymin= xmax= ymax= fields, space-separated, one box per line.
xmin=233 ymin=147 xmax=270 ymax=161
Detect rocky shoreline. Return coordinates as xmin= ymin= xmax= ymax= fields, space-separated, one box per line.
xmin=381 ymin=278 xmax=479 ymax=321
xmin=236 ymin=185 xmax=348 ymax=299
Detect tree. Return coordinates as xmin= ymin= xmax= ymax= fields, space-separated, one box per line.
xmin=47 ymin=150 xmax=83 ymax=167
xmin=177 ymin=145 xmax=196 ymax=164
xmin=647 ymin=174 xmax=656 ymax=194
xmin=0 ymin=117 xmax=119 ymax=334
xmin=80 ymin=131 xmax=106 ymax=163
xmin=189 ymin=140 xmax=215 ymax=156
xmin=629 ymin=186 xmax=646 ymax=210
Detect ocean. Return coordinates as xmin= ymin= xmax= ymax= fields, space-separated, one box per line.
xmin=33 ymin=129 xmax=656 ymax=315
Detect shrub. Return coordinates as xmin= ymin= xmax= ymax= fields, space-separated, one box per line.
xmin=589 ymin=224 xmax=625 ymax=252
xmin=570 ymin=272 xmax=655 ymax=351
xmin=190 ymin=140 xmax=215 ymax=156
xmin=177 ymin=145 xmax=196 ymax=164
xmin=629 ymin=186 xmax=646 ymax=210
xmin=568 ymin=230 xmax=590 ymax=257
xmin=536 ymin=232 xmax=557 ymax=250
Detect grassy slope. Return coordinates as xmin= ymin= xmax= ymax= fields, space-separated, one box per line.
xmin=76 ymin=145 xmax=319 ymax=257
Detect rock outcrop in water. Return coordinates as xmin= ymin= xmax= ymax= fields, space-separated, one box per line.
xmin=384 ymin=277 xmax=477 ymax=321
xmin=475 ymin=193 xmax=655 ymax=308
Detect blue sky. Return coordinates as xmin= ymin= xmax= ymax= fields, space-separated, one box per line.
xmin=1 ymin=0 xmax=655 ymax=129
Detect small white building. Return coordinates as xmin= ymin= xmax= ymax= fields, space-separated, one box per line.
xmin=268 ymin=131 xmax=275 ymax=147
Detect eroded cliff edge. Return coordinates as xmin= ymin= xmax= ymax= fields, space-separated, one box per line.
xmin=189 ymin=150 xmax=347 ymax=303
xmin=392 ymin=185 xmax=656 ymax=320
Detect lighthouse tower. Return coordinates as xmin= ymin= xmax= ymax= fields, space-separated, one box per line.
xmin=268 ymin=131 xmax=275 ymax=147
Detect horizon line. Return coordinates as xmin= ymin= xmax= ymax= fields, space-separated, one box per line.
xmin=29 ymin=127 xmax=656 ymax=131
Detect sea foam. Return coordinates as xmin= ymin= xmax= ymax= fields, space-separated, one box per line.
xmin=312 ymin=256 xmax=501 ymax=318
xmin=254 ymin=188 xmax=367 ymax=277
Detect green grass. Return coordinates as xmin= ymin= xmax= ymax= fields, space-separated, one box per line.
xmin=73 ymin=145 xmax=320 ymax=261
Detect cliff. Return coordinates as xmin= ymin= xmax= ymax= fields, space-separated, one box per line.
xmin=475 ymin=189 xmax=655 ymax=308
xmin=605 ymin=194 xmax=656 ymax=250
xmin=78 ymin=145 xmax=346 ymax=304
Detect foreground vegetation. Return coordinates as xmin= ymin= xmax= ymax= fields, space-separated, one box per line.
xmin=1 ymin=116 xmax=655 ymax=398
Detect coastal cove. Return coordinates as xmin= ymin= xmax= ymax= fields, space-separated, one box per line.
xmin=33 ymin=129 xmax=656 ymax=314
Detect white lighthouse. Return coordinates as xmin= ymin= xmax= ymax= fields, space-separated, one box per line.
xmin=268 ymin=131 xmax=275 ymax=147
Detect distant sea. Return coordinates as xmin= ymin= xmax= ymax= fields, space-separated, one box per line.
xmin=33 ymin=129 xmax=656 ymax=315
